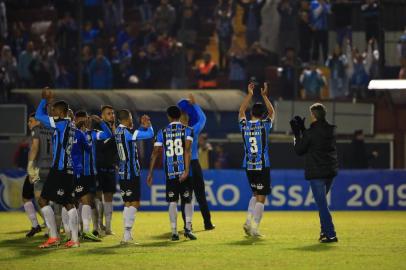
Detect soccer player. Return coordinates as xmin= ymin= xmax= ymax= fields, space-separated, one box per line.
xmin=73 ymin=111 xmax=113 ymax=241
xmin=178 ymin=94 xmax=214 ymax=230
xmin=147 ymin=106 xmax=197 ymax=241
xmin=35 ymin=88 xmax=86 ymax=248
xmin=115 ymin=110 xmax=154 ymax=244
xmin=23 ymin=113 xmax=53 ymax=237
xmin=239 ymin=82 xmax=275 ymax=237
xmin=96 ymin=105 xmax=117 ymax=235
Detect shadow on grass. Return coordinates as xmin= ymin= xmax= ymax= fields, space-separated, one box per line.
xmin=226 ymin=236 xmax=266 ymax=246
xmin=288 ymin=243 xmax=338 ymax=252
xmin=0 ymin=236 xmax=61 ymax=262
xmin=83 ymin=243 xmax=128 ymax=255
xmin=150 ymin=232 xmax=172 ymax=240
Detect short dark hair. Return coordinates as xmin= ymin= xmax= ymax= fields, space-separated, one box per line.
xmin=117 ymin=109 xmax=131 ymax=121
xmin=52 ymin=100 xmax=69 ymax=114
xmin=310 ymin=103 xmax=326 ymax=121
xmin=354 ymin=129 xmax=363 ymax=136
xmin=167 ymin=106 xmax=181 ymax=119
xmin=101 ymin=105 xmax=113 ymax=113
xmin=251 ymin=103 xmax=265 ymax=118
xmin=75 ymin=110 xmax=88 ymax=118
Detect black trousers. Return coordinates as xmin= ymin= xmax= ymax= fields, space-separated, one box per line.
xmin=181 ymin=160 xmax=212 ymax=227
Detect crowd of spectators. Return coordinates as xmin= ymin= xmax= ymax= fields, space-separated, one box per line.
xmin=0 ymin=0 xmax=401 ymax=103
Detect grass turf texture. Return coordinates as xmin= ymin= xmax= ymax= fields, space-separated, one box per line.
xmin=0 ymin=211 xmax=405 ymax=270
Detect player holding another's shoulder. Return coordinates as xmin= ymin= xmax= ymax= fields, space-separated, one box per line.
xmin=115 ymin=110 xmax=154 ymax=244
xmin=239 ymin=82 xmax=275 ymax=237
xmin=73 ymin=111 xmax=113 ymax=242
xmin=34 ymin=88 xmax=83 ymax=248
xmin=147 ymin=106 xmax=196 ymax=241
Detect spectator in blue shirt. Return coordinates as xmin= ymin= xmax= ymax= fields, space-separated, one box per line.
xmin=310 ymin=0 xmax=330 ymax=62
xmin=300 ymin=62 xmax=326 ymax=99
xmin=88 ymin=48 xmax=112 ymax=89
xmin=82 ymin=21 xmax=99 ymax=45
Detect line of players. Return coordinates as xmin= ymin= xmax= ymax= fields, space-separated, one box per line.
xmin=24 ymin=87 xmax=218 ymax=248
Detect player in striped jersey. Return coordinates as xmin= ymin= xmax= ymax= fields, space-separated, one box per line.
xmin=239 ymin=82 xmax=275 ymax=237
xmin=73 ymin=111 xmax=113 ymax=241
xmin=115 ymin=110 xmax=154 ymax=244
xmin=35 ymin=88 xmax=86 ymax=248
xmin=147 ymin=106 xmax=196 ymax=241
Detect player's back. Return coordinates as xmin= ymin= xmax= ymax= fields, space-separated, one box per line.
xmin=239 ymin=118 xmax=272 ymax=170
xmin=157 ymin=122 xmax=193 ymax=180
xmin=52 ymin=119 xmax=78 ymax=171
xmin=114 ymin=125 xmax=140 ymax=180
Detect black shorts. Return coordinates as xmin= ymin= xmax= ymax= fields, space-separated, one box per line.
xmin=119 ymin=177 xmax=140 ymax=202
xmin=97 ymin=168 xmax=117 ymax=193
xmin=166 ymin=177 xmax=193 ymax=203
xmin=74 ymin=175 xmax=96 ymax=198
xmin=246 ymin=167 xmax=271 ymax=195
xmin=22 ymin=175 xmax=34 ymax=200
xmin=41 ymin=168 xmax=74 ymax=205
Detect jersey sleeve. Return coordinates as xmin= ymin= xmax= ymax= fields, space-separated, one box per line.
xmin=186 ymin=127 xmax=194 ymax=142
xmin=96 ymin=121 xmax=113 ymax=140
xmin=35 ymin=99 xmax=55 ymax=129
xmin=132 ymin=126 xmax=154 ymax=141
xmin=31 ymin=126 xmax=40 ymax=139
xmin=262 ymin=118 xmax=273 ymax=132
xmin=192 ymin=104 xmax=206 ymax=135
xmin=154 ymin=130 xmax=163 ymax=147
xmin=239 ymin=117 xmax=247 ymax=132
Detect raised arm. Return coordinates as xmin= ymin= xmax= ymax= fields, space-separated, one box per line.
xmin=239 ymin=83 xmax=254 ymax=119
xmin=261 ymin=82 xmax=275 ymax=121
xmin=345 ymin=39 xmax=354 ymax=77
xmin=35 ymin=99 xmax=54 ymax=129
xmin=192 ymin=103 xmax=206 ymax=135
xmin=132 ymin=114 xmax=154 ymax=141
xmin=35 ymin=88 xmax=57 ymax=129
xmin=93 ymin=116 xmax=113 ymax=140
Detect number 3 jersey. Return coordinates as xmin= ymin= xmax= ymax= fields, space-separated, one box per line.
xmin=154 ymin=122 xmax=194 ymax=180
xmin=115 ymin=124 xmax=154 ymax=180
xmin=239 ymin=117 xmax=272 ymax=170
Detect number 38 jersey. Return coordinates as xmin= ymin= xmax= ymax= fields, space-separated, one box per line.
xmin=239 ymin=117 xmax=272 ymax=170
xmin=154 ymin=122 xmax=194 ymax=180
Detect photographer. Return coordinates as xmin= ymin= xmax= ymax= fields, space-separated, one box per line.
xmin=290 ymin=103 xmax=338 ymax=243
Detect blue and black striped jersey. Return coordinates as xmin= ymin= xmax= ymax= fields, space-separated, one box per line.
xmin=82 ymin=121 xmax=113 ymax=176
xmin=239 ymin=117 xmax=272 ymax=170
xmin=115 ymin=124 xmax=154 ymax=180
xmin=35 ymin=99 xmax=86 ymax=173
xmin=154 ymin=122 xmax=193 ymax=180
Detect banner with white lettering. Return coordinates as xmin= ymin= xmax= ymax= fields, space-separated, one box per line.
xmin=1 ymin=169 xmax=405 ymax=211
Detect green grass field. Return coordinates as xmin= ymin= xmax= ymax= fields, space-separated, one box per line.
xmin=0 ymin=211 xmax=406 ymax=270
